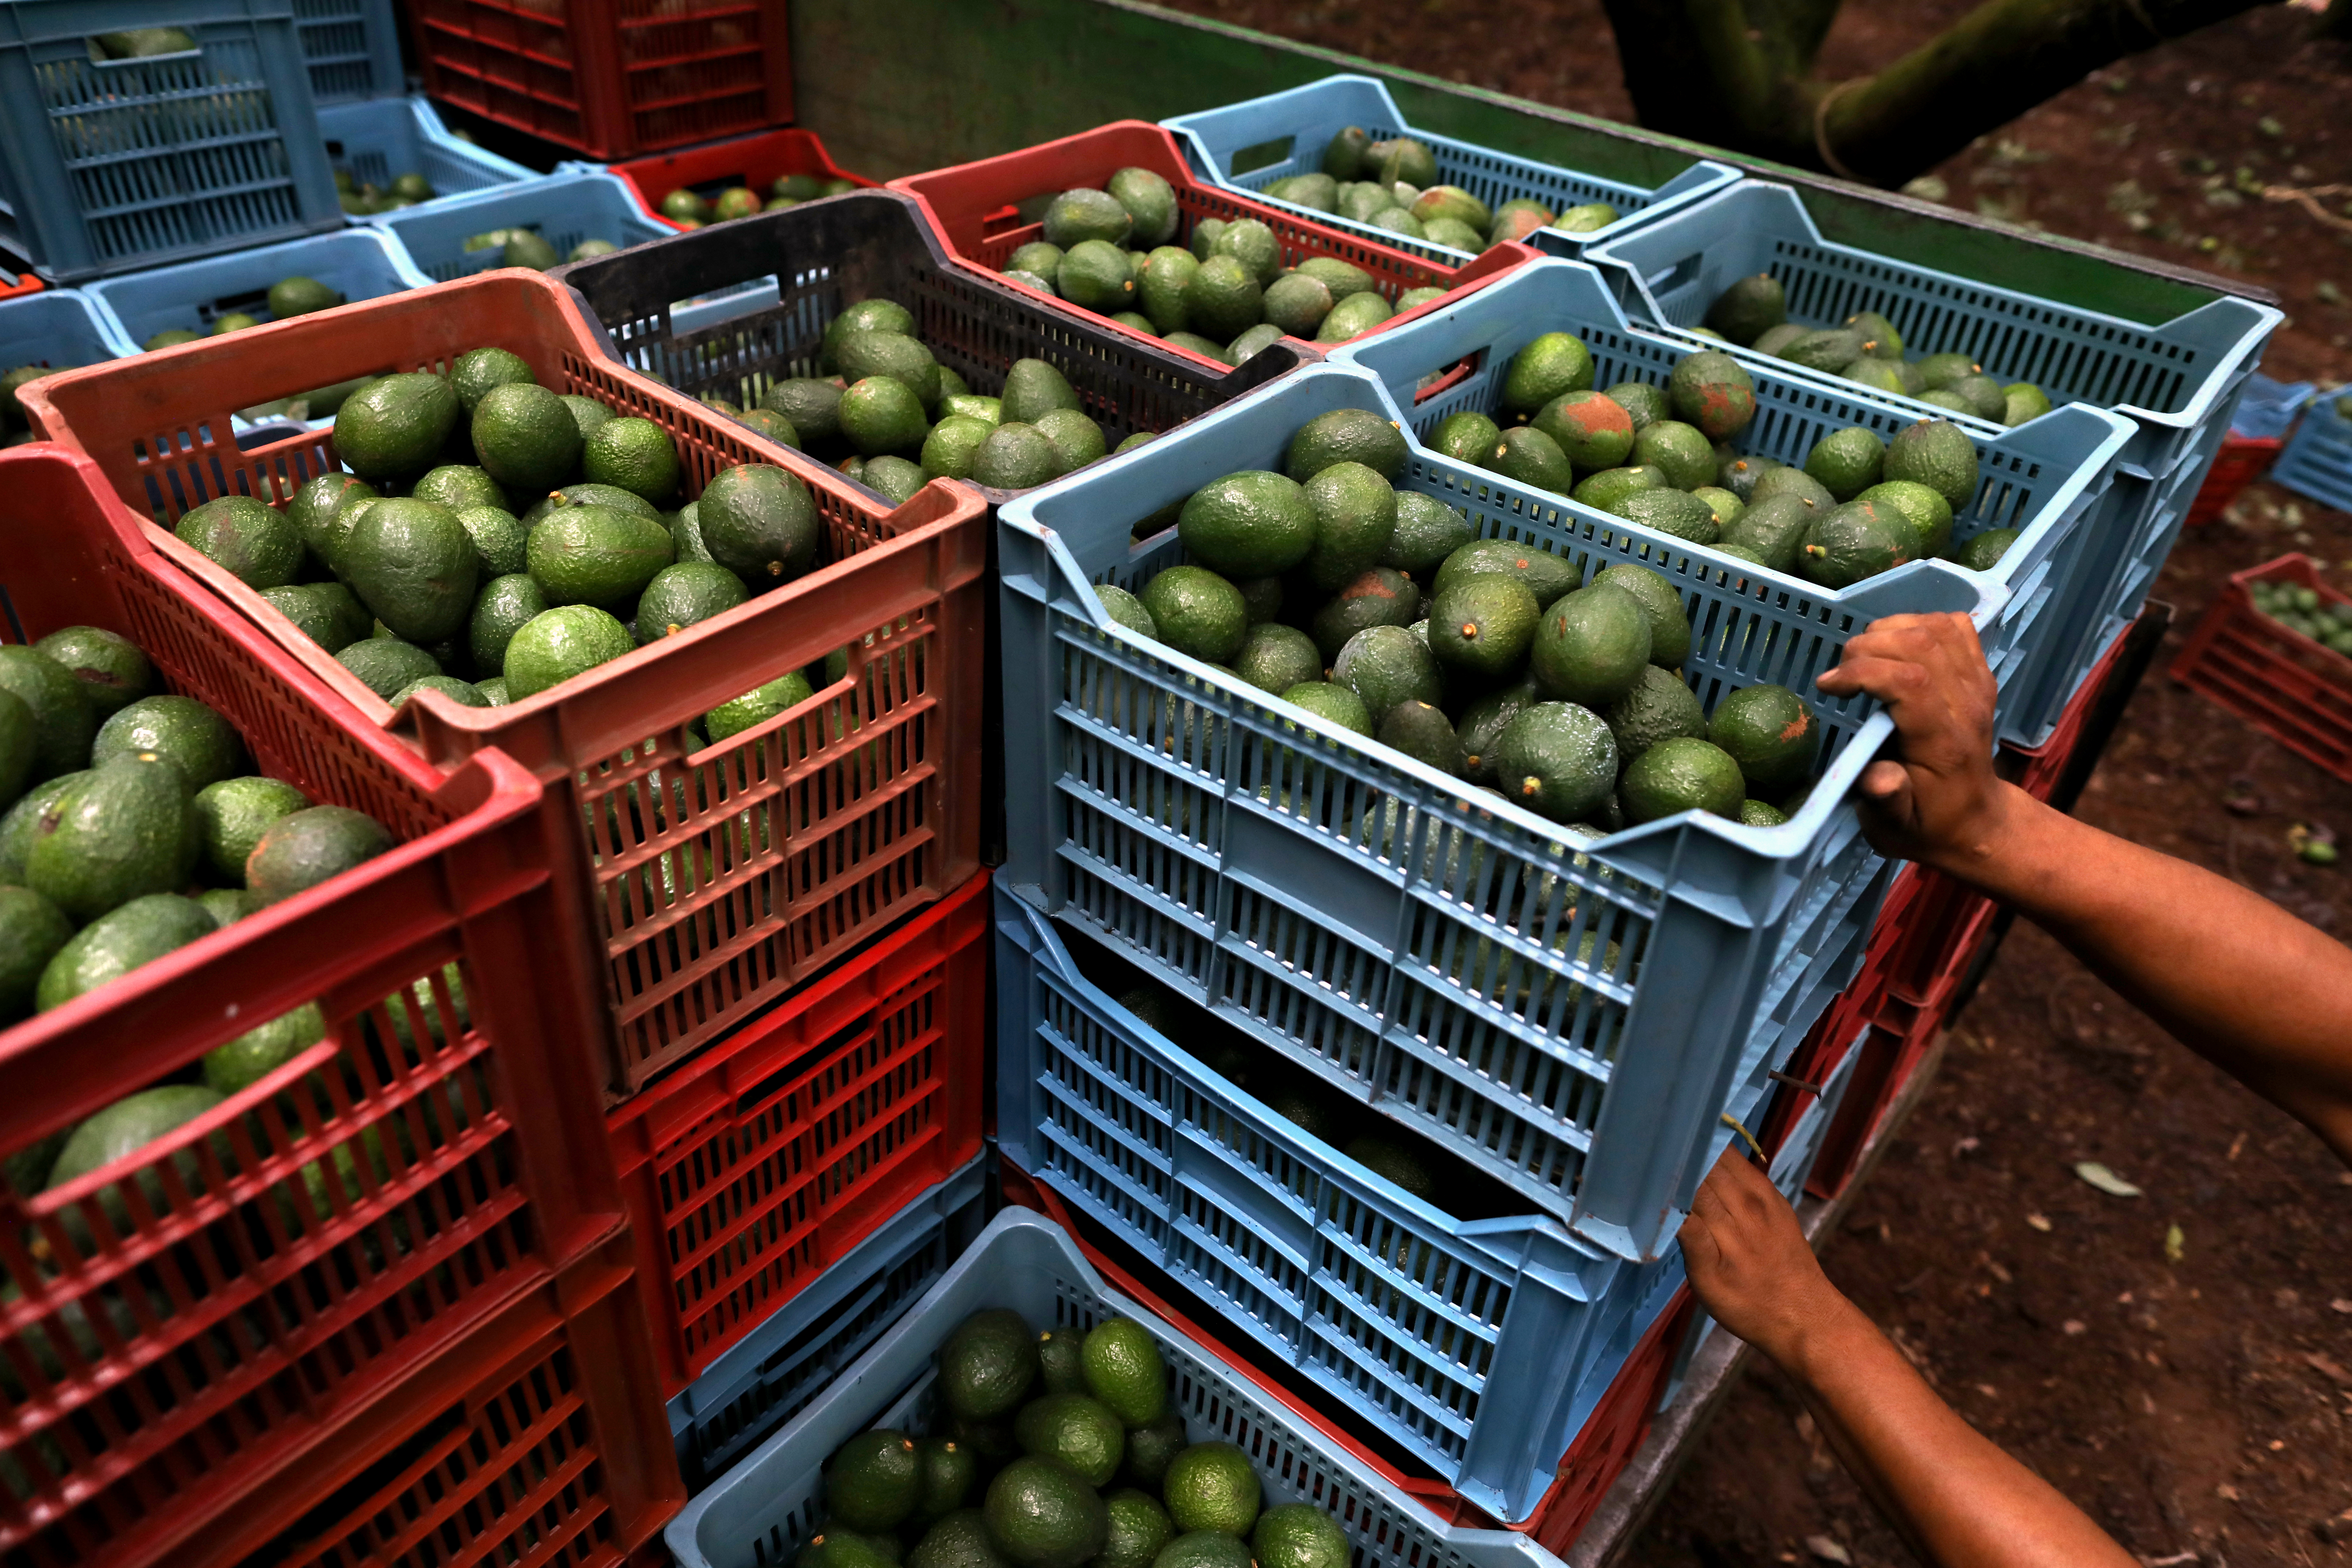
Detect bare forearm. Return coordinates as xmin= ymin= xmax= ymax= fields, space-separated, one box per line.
xmin=1928 ymin=784 xmax=2352 ymax=1163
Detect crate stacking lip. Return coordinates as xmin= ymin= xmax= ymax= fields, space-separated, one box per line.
xmin=666 ymin=1206 xmax=1577 ymax=1568
xmin=997 ymin=360 xmax=1983 ymax=1262
xmin=1162 ymin=73 xmax=1741 ymax=264
xmin=316 ymin=93 xmax=537 ymax=216
xmin=79 ymin=225 xmax=429 ymax=357
xmin=886 ymin=119 xmax=1538 ymax=372
xmin=548 ymin=188 xmax=1320 ymax=507
xmin=21 ymin=269 xmax=991 ymax=1095
xmin=0 ymin=0 xmax=345 ymax=283
xmin=1328 ymin=257 xmax=2138 ymax=749
xmin=0 ymin=444 xmax=626 ymax=1568
xmin=369 ymin=167 xmax=675 ymax=285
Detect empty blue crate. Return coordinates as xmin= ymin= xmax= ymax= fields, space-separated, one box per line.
xmin=1164 ymin=74 xmax=1737 ymax=265
xmin=669 ymin=1207 xmax=1577 ymax=1568
xmin=0 ymin=0 xmax=344 ymax=283
xmin=85 ymin=225 xmax=427 ymax=355
xmin=0 ymin=288 xmax=123 ymax=381
xmin=997 ymin=359 xmax=1987 ymax=1265
xmin=373 ymin=169 xmax=668 ymax=284
xmin=1328 ymin=258 xmax=2136 ymax=749
xmin=318 ymin=95 xmax=537 ymax=214
xmin=293 ymin=0 xmax=399 ymax=101
xmin=669 ymin=1156 xmax=990 ymax=1496
xmin=2273 ymin=387 xmax=2352 ymax=514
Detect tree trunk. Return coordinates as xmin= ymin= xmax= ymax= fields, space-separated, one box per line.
xmin=1606 ymin=0 xmax=2274 ymax=187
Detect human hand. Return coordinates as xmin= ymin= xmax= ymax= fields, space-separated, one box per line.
xmin=1680 ymin=1148 xmax=1848 ymax=1367
xmin=1814 ymin=611 xmax=2017 ymax=874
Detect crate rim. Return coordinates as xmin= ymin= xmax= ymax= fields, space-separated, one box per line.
xmin=76 ymin=224 xmax=432 ymax=357
xmin=593 ymin=125 xmax=880 ymax=227
xmin=318 ymin=91 xmax=541 ymax=197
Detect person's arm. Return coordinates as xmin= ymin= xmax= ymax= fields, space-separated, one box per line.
xmin=1681 ymin=1154 xmax=2139 ymax=1568
xmin=1815 ymin=611 xmax=2352 ymax=1168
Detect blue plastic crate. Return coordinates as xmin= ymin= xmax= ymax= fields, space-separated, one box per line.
xmin=669 ymin=1206 xmax=1577 ymax=1568
xmin=293 ymin=0 xmax=398 ymax=101
xmin=2274 ymin=386 xmax=2352 ymax=514
xmin=1163 ymin=75 xmax=1738 ymax=265
xmin=371 ymin=168 xmax=670 ymax=284
xmin=0 ymin=0 xmax=345 ymax=284
xmin=317 ymin=94 xmax=536 ymax=213
xmin=998 ymin=360 xmax=1984 ymax=1265
xmin=668 ymin=1155 xmax=990 ymax=1496
xmin=1328 ymin=259 xmax=2137 ymax=749
xmin=0 ymin=287 xmax=122 ymax=381
xmin=83 ymin=225 xmax=427 ymax=355
xmin=995 ymin=884 xmax=1877 ymax=1519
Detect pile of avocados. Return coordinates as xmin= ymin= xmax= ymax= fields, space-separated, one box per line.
xmin=1096 ymin=405 xmax=1829 ymax=834
xmin=808 ymin=1307 xmax=1352 ymax=1568
xmin=1260 ymin=124 xmax=1615 ymax=251
xmin=1426 ymin=331 xmax=2015 ymax=587
xmin=2248 ymin=577 xmax=2352 ymax=656
xmin=140 ymin=275 xmax=345 ymax=352
xmin=656 ymin=170 xmax=861 ymax=228
xmin=336 ymin=167 xmax=435 ymax=218
xmin=461 ymin=226 xmax=619 ymax=272
xmin=997 ymin=167 xmax=1441 ymax=362
xmin=0 ymin=626 xmax=394 ymax=1029
xmin=1702 ymin=273 xmax=2053 ymax=428
xmin=168 ymin=346 xmax=834 ymax=738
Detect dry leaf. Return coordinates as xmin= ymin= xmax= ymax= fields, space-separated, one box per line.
xmin=2075 ymin=1161 xmax=2142 ymax=1197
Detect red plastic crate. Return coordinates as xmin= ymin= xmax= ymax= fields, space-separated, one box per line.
xmin=0 ymin=265 xmax=40 ymax=301
xmin=22 ymin=271 xmax=990 ymax=1096
xmin=2171 ymin=553 xmax=2352 ymax=784
xmin=2184 ymin=433 xmax=2282 ymax=526
xmin=0 ymin=445 xmax=628 ymax=1568
xmin=166 ymin=1231 xmax=682 ymax=1568
xmin=1516 ymin=1287 xmax=1698 ymax=1557
xmin=610 ymin=126 xmax=875 ymax=227
xmin=610 ymin=875 xmax=988 ymax=1397
xmin=410 ymin=0 xmax=791 ymax=160
xmin=888 ymin=121 xmax=1535 ymax=370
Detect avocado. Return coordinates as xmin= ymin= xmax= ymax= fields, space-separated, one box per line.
xmin=634 ymin=561 xmax=749 ymax=644
xmin=840 ymin=376 xmax=930 ymax=456
xmin=1427 ymin=575 xmax=1538 ymax=678
xmin=1779 ymin=329 xmax=1868 ymax=373
xmin=1631 ymin=420 xmax=1715 ymax=490
xmin=698 ymin=463 xmax=818 ymax=584
xmin=33 ymin=627 xmax=155 ymax=722
xmin=2001 ymin=382 xmax=2051 ymax=426
xmin=1453 ymin=681 xmax=1533 ymax=786
xmin=1530 ymin=583 xmax=1650 ymax=706
xmin=266 ymin=275 xmax=341 ymax=319
xmin=1430 ymin=410 xmax=1500 ymax=467
xmin=985 ymin=1454 xmax=1108 ymax=1568
xmin=582 ymin=416 xmax=684 ymax=503
xmin=1278 ymin=681 xmax=1372 ymax=739
xmin=705 ymin=671 xmax=816 ymax=742
xmin=1692 ymin=486 xmax=1744 ymax=530
xmin=1884 ymin=419 xmax=1979 ymax=510
xmin=199 ymin=1001 xmax=326 ymax=1096
xmin=1917 ymin=389 xmax=1976 ymax=416
xmin=1380 ymin=492 xmax=1474 ymax=576
xmin=1708 ymin=683 xmax=1821 ymax=793
xmin=1251 ymin=1506 xmax=1348 ymax=1568
xmin=1433 ymin=537 xmax=1577 ymax=608
xmin=911 ymin=1511 xmax=1015 ymax=1568
xmin=1096 ymin=584 xmax=1158 ymax=641
xmin=409 ymin=464 xmax=509 ymax=516
xmin=335 ymin=635 xmax=439 ymax=702
xmin=1843 ymin=359 xmax=1910 ymax=398
xmin=923 ymin=415 xmax=994 ymax=479
xmin=972 ymin=425 xmax=1062 ymax=489
xmin=527 ymin=503 xmax=675 ymax=609
xmin=1665 ymin=352 xmax=1757 ymax=441
xmin=335 ymin=373 xmax=461 ymax=484
xmin=1283 ymin=409 xmax=1406 ymax=483
xmin=1800 ymin=499 xmax=1915 ymax=588
xmin=1298 ymin=462 xmax=1396 ymax=590
xmin=1332 ymin=624 xmax=1441 ymax=723
xmin=36 ymin=894 xmax=214 ymax=1013
xmin=1845 ymin=310 xmax=1903 ymax=358
xmin=173 ymin=494 xmax=303 ymax=590
xmin=503 ymin=605 xmax=633 ymax=699
xmin=1044 ymin=189 xmax=1133 ymax=250
xmin=1155 ymin=1535 xmax=1253 ymax=1568
xmin=822 ymin=299 xmax=918 ymax=367
xmin=1377 ymin=700 xmax=1466 ymax=775
xmin=1162 ymin=1442 xmax=1262 ymax=1538
xmin=1533 ymin=390 xmax=1636 ymax=470
xmin=1603 ymin=665 xmax=1708 ymax=760
xmin=1498 ymin=332 xmax=1596 ymax=416
xmin=246 ymin=805 xmax=392 ymax=903
xmin=1717 ymin=493 xmax=1812 ymax=573
xmin=1138 ymin=249 xmax=1202 ymax=335
xmin=0 ymin=773 xmax=84 ymax=885
xmin=26 ymin=758 xmax=198 ymax=922
xmin=191 ymin=775 xmax=307 ymax=884
xmin=916 ymin=1436 xmax=979 ymax=1523
xmin=1032 ymin=408 xmax=1107 ymax=475
xmin=1955 ymin=527 xmax=2021 ymax=571
xmin=42 ymin=1082 xmax=226 ymax=1245
xmin=1619 ymin=737 xmax=1746 ymax=822
xmin=1717 ymin=454 xmax=1774 ymax=503
xmin=1035 ymin=1328 xmax=1087 ymax=1397
xmin=1492 ymin=702 xmax=1616 ymax=822
xmin=1487 ymin=426 xmax=1574 ymax=494
xmin=1014 ymin=1395 xmax=1125 ymax=1488
xmin=1307 ymin=567 xmax=1420 ymax=661
xmin=1749 ymin=465 xmax=1836 ymax=512
xmin=1915 ymin=352 xmax=1980 ymax=391
xmin=340 ymin=497 xmax=480 ymax=644
xmin=1610 ymin=488 xmax=1719 ymax=545
xmin=0 ymin=646 xmax=96 ymax=783
xmin=391 ymin=674 xmax=485 ymax=709
xmin=1314 ymin=290 xmax=1393 ymax=344
xmin=1140 ymin=567 xmax=1247 ymax=664
xmin=91 ymin=695 xmax=244 ymax=789
xmin=448 ymin=347 xmax=535 ymax=415
xmin=1122 ymin=1414 xmax=1189 ymax=1492
xmin=759 ymin=378 xmax=841 ymax=446
xmin=1803 ymin=427 xmax=1887 ymax=501
xmin=1945 ymin=374 xmax=2007 ymax=420
xmin=830 ymin=1429 xmax=923 ymax=1532
xmin=1097 ymin=1491 xmax=1175 ymax=1568
xmin=0 ymin=885 xmax=75 ymax=1020
xmin=1602 ymin=381 xmax=1670 ymax=432
xmin=1571 ymin=465 xmax=1663 ymax=514
xmin=0 ymin=691 xmax=28 ymax=812
xmin=1591 ymin=562 xmax=1691 ymax=668
xmin=1857 ymin=480 xmax=1954 ymax=558
xmin=942 ymin=1307 xmax=1041 ymax=1419
xmin=1703 ymin=274 xmax=1786 ymax=346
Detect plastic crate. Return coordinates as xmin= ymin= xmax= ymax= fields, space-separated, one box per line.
xmin=669 ymin=1155 xmax=989 ymax=1494
xmin=293 ymin=0 xmax=399 ymax=101
xmin=610 ymin=874 xmax=990 ymax=1401
xmin=550 ymin=189 xmax=1322 ymax=505
xmin=0 ymin=263 xmax=40 ymax=300
xmin=2272 ymin=387 xmax=2352 ymax=513
xmin=0 ymin=443 xmax=633 ymax=1568
xmin=604 ymin=126 xmax=876 ymax=225
xmin=372 ymin=167 xmax=674 ymax=284
xmin=317 ymin=92 xmax=537 ymax=212
xmin=80 ymin=225 xmax=428 ymax=356
xmin=23 ymin=269 xmax=990 ymax=1095
xmin=410 ymin=0 xmax=794 ymax=161
xmin=0 ymin=0 xmax=345 ymax=284
xmin=2170 ymin=552 xmax=2352 ymax=784
xmin=667 ymin=1207 xmax=1574 ymax=1568
xmin=888 ymin=120 xmax=1537 ymax=370
xmin=1000 ymin=361 xmax=1993 ymax=1261
xmin=1329 ymin=258 xmax=2139 ymax=749
xmin=0 ymin=287 xmax=121 ymax=382
xmin=2184 ymin=433 xmax=2281 ymax=526
xmin=166 ymin=1231 xmax=682 ymax=1568
xmin=1163 ymin=74 xmax=1740 ymax=265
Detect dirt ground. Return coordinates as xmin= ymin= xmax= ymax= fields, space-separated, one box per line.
xmin=1149 ymin=3 xmax=2352 ymax=1562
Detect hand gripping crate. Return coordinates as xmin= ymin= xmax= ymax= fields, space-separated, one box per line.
xmin=604 ymin=126 xmax=876 ymax=225
xmin=549 ymin=189 xmax=1321 ymax=506
xmin=0 ymin=444 xmax=630 ymax=1568
xmin=668 ymin=1155 xmax=988 ymax=1494
xmin=372 ymin=167 xmax=676 ymax=284
xmin=410 ymin=0 xmax=793 ymax=161
xmin=0 ymin=0 xmax=344 ymax=284
xmin=1584 ymin=181 xmax=2281 ymax=736
xmin=20 ymin=270 xmax=990 ymax=1094
xmin=1329 ymin=258 xmax=2138 ymax=749
xmin=998 ymin=362 xmax=1985 ymax=1264
xmin=608 ymin=874 xmax=989 ymax=1404
xmin=2271 ymin=387 xmax=2352 ymax=514
xmin=887 ymin=120 xmax=1537 ymax=370
xmin=316 ymin=93 xmax=538 ymax=212
xmin=665 ymin=1207 xmax=1577 ymax=1568
xmin=1162 ymin=74 xmax=1739 ymax=264
xmin=160 ymin=1232 xmax=682 ymax=1568
xmin=2170 ymin=553 xmax=2352 ymax=785
xmin=80 ymin=224 xmax=429 ymax=356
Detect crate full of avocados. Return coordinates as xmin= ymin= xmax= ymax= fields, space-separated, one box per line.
xmin=0 ymin=445 xmax=626 ymax=1566
xmin=993 ymin=360 xmax=2001 ymax=1264
xmin=20 ymin=270 xmax=990 ymax=1098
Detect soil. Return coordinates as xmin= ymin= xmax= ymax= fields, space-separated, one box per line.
xmin=1147 ymin=4 xmax=2352 ymax=1563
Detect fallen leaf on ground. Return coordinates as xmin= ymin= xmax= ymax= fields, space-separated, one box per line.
xmin=1804 ymin=1536 xmax=1852 ymax=1566
xmin=2026 ymin=1212 xmax=2052 ymax=1231
xmin=2164 ymin=1223 xmax=2184 ymax=1263
xmin=2076 ymin=1161 xmax=2143 ymax=1197
xmin=2306 ymin=1351 xmax=2350 ymax=1385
